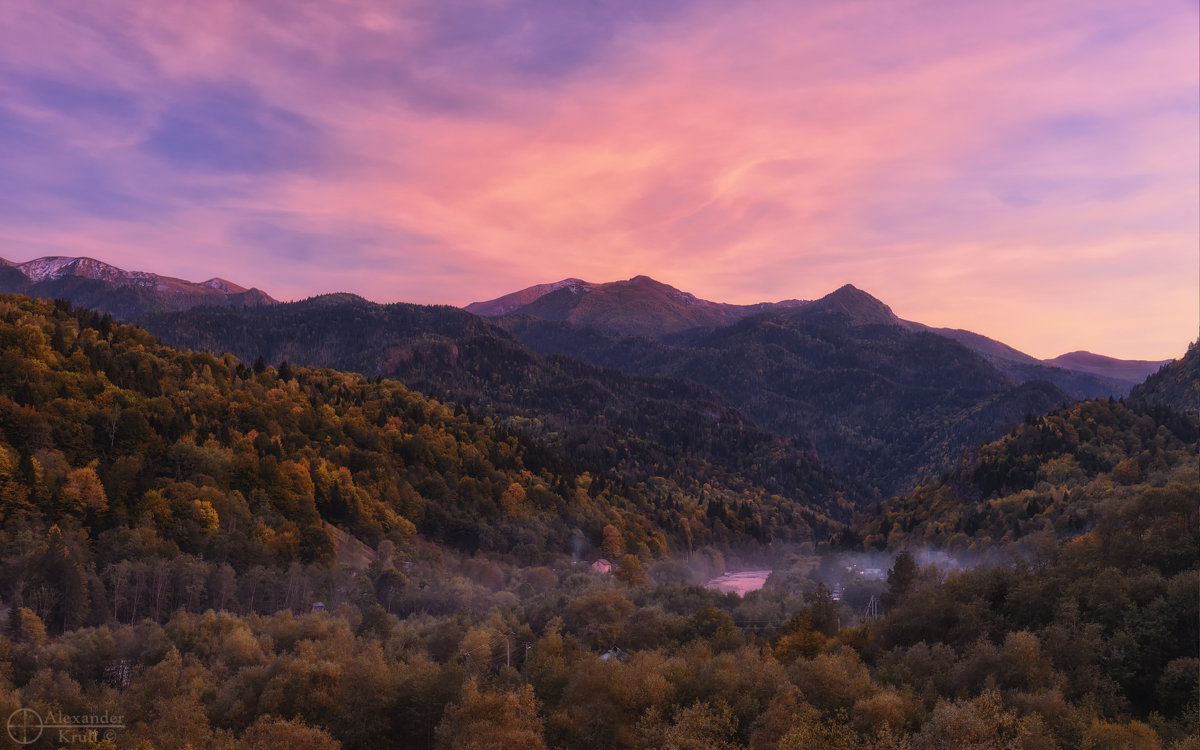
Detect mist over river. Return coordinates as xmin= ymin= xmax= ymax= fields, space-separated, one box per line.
xmin=705 ymin=569 xmax=771 ymax=596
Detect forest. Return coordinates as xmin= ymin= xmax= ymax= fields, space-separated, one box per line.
xmin=138 ymin=290 xmax=1068 ymax=499
xmin=0 ymin=293 xmax=1196 ymax=749
xmin=136 ymin=294 xmax=851 ymax=516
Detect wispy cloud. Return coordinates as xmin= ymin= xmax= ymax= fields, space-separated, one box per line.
xmin=0 ymin=0 xmax=1194 ymax=358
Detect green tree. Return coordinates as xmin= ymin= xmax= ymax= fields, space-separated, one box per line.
xmin=883 ymin=550 xmax=918 ymax=609
xmin=808 ymin=582 xmax=840 ymax=636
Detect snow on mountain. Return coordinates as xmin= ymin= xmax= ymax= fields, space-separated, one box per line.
xmin=15 ymin=256 xmax=157 ymax=286
xmin=0 ymin=255 xmax=276 ymax=317
xmin=201 ymin=278 xmax=250 ymax=294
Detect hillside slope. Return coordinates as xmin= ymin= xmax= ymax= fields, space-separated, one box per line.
xmin=0 ymin=293 xmax=857 ymax=591
xmin=1129 ymin=341 xmax=1198 ymax=415
xmin=502 ymin=286 xmax=1075 ymax=496
xmin=137 ymin=294 xmax=854 ymax=528
xmin=862 ymin=397 xmax=1199 ymax=551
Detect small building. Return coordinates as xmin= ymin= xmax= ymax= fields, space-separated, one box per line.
xmin=312 ymin=601 xmax=327 ymax=613
xmin=590 ymin=559 xmax=613 ymax=574
xmin=600 ymin=647 xmax=627 ymax=662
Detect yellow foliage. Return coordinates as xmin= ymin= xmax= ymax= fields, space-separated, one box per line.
xmin=500 ymin=482 xmax=527 ymax=515
xmin=193 ymin=499 xmax=220 ymax=533
xmin=64 ymin=466 xmax=108 ymax=512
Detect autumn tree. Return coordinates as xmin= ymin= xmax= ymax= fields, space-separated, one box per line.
xmin=435 ymin=679 xmax=546 ymax=750
xmin=242 ymin=715 xmax=341 ymax=750
xmin=601 ymin=524 xmax=626 ymax=559
xmin=614 ymin=554 xmax=647 ymax=586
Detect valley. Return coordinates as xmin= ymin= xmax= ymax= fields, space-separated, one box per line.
xmin=0 ymin=262 xmax=1194 ymax=749
xmin=4 ymin=2 xmax=1195 ymax=746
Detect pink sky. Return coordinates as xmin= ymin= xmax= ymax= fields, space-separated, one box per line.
xmin=0 ymin=0 xmax=1196 ymax=359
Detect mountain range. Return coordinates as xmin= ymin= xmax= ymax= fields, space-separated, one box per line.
xmin=469 ymin=275 xmax=1169 ymax=392
xmin=489 ymin=284 xmax=1074 ymax=494
xmin=0 ymin=255 xmax=276 ymax=317
xmin=2 ymin=255 xmax=1185 ymax=498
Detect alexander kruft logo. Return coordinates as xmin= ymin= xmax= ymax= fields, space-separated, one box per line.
xmin=7 ymin=707 xmax=125 ymax=745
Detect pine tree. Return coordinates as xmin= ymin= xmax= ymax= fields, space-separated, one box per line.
xmin=883 ymin=549 xmax=918 ymax=609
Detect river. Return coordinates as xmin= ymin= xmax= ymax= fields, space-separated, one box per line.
xmin=705 ymin=569 xmax=771 ymax=596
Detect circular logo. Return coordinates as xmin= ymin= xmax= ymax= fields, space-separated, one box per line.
xmin=6 ymin=708 xmax=43 ymax=745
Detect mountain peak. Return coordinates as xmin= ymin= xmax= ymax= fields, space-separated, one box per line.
xmin=201 ymin=277 xmax=250 ymax=294
xmin=627 ymin=274 xmax=660 ymax=285
xmin=464 ymin=278 xmax=594 ymax=316
xmin=14 ymin=255 xmax=156 ymax=286
xmin=467 ymin=275 xmax=811 ymax=337
xmin=803 ymin=284 xmax=901 ymax=326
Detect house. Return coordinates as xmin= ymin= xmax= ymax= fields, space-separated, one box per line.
xmin=600 ymin=647 xmax=627 ymax=662
xmin=590 ymin=559 xmax=613 ymax=574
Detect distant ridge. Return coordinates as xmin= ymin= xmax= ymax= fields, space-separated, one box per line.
xmin=492 ymin=280 xmax=1077 ymax=496
xmin=474 ymin=275 xmax=1167 ymax=400
xmin=0 ymin=255 xmax=276 ymax=318
xmin=1044 ymin=350 xmax=1172 ymax=385
xmin=465 ymin=278 xmax=594 ymax=316
xmin=467 ymin=275 xmax=806 ymax=337
xmin=907 ymin=324 xmax=1041 ymax=366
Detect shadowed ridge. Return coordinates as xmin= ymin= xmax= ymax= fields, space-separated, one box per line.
xmin=1044 ymin=350 xmax=1172 ymax=383
xmin=465 ymin=278 xmax=594 ymax=316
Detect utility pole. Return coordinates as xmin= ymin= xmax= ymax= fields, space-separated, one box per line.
xmin=864 ymin=594 xmax=879 ymax=621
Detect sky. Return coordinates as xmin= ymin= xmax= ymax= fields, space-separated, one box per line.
xmin=0 ymin=0 xmax=1196 ymax=360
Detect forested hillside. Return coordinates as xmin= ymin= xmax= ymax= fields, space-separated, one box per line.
xmin=137 ymin=294 xmax=852 ymax=515
xmin=137 ymin=288 xmax=1075 ymax=499
xmin=501 ymin=294 xmax=1074 ymax=497
xmin=861 ymin=398 xmax=1198 ymax=552
xmin=1130 ymin=341 xmax=1199 ymax=415
xmin=851 ymin=396 xmax=1199 ymax=745
xmin=0 ymin=294 xmax=847 ymax=627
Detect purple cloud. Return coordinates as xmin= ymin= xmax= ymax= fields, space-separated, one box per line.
xmin=142 ymin=84 xmax=324 ymax=174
